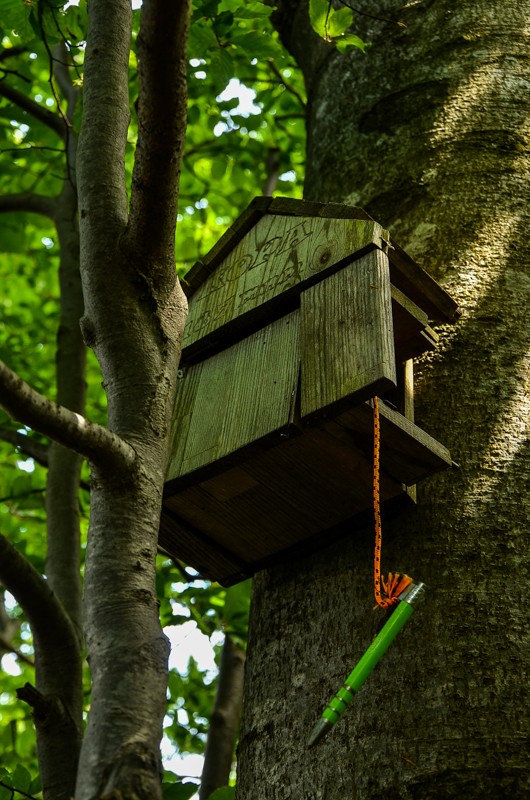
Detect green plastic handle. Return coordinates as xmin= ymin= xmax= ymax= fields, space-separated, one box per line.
xmin=308 ymin=583 xmax=424 ymax=746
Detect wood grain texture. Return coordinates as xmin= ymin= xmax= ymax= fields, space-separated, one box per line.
xmin=300 ymin=250 xmax=396 ymax=419
xmin=337 ymin=398 xmax=452 ymax=485
xmin=181 ymin=216 xmax=385 ymax=351
xmin=167 ymin=311 xmax=300 ymax=480
xmin=391 ymin=284 xmax=438 ymax=361
xmin=163 ymin=419 xmax=408 ymax=583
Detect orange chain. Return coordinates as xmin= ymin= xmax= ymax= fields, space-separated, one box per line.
xmin=373 ymin=397 xmax=412 ymax=608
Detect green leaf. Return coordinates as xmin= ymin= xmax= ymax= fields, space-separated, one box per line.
xmin=229 ymin=30 xmax=280 ymax=59
xmin=207 ymin=787 xmax=236 ymax=800
xmin=335 ymin=33 xmax=369 ymax=54
xmin=62 ymin=3 xmax=88 ymax=44
xmin=309 ymin=0 xmax=330 ymax=38
xmin=309 ymin=0 xmax=354 ymax=41
xmin=162 ymin=781 xmax=198 ymax=800
xmin=11 ymin=763 xmax=31 ymax=792
xmin=326 ymin=6 xmax=353 ymax=37
xmin=209 ymin=48 xmax=234 ymax=89
xmin=0 ymin=0 xmax=34 ymax=41
xmin=211 ymin=158 xmax=228 ymax=180
xmin=223 ymin=579 xmax=251 ymax=640
xmin=189 ymin=21 xmax=218 ymax=53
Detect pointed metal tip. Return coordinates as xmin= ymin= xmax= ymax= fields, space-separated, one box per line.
xmin=307 ymin=717 xmax=334 ymax=748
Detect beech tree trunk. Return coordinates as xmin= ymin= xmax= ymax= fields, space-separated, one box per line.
xmin=200 ymin=636 xmax=246 ymax=800
xmin=238 ymin=1 xmax=530 ymax=798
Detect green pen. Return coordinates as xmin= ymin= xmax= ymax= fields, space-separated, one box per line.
xmin=308 ymin=582 xmax=425 ymax=747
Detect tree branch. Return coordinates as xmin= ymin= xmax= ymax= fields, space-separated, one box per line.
xmin=0 ymin=80 xmax=66 ymax=139
xmin=0 ymin=192 xmax=57 ymax=218
xmin=0 ymin=531 xmax=77 ymax=653
xmin=0 ymin=361 xmax=136 ymax=472
xmin=0 ymin=46 xmax=27 ymax=63
xmin=267 ymin=59 xmax=306 ymax=110
xmin=126 ymin=0 xmax=191 ymax=296
xmin=0 ymin=633 xmax=34 ymax=666
xmin=0 ymin=427 xmax=49 ymax=466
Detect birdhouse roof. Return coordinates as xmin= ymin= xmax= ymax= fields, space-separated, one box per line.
xmin=182 ymin=196 xmax=460 ymax=324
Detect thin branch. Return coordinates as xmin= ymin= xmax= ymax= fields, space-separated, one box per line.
xmin=338 ymin=0 xmax=406 ymax=28
xmin=0 ymin=633 xmax=34 ymax=666
xmin=0 ymin=360 xmax=136 ymax=472
xmin=157 ymin=545 xmax=198 ymax=583
xmin=0 ymin=66 xmax=31 ymax=83
xmin=0 ymin=487 xmax=45 ymax=503
xmin=0 ymin=428 xmax=49 ymax=466
xmin=0 ymin=80 xmax=66 ymax=139
xmin=0 ymin=145 xmax=67 ymax=154
xmin=0 ymin=531 xmax=77 ymax=653
xmin=126 ymin=0 xmax=191 ymax=292
xmin=267 ymin=59 xmax=307 ymax=110
xmin=0 ymin=192 xmax=57 ymax=218
xmin=0 ymin=46 xmax=27 ymax=62
xmin=37 ymin=8 xmax=72 ymax=131
xmin=0 ymin=780 xmax=39 ymax=800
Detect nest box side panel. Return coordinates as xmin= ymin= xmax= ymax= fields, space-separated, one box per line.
xmin=181 ymin=216 xmax=386 ymax=353
xmin=300 ymin=249 xmax=396 ymax=419
xmin=167 ymin=311 xmax=300 ymax=481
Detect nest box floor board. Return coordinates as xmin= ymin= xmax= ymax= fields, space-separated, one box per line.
xmin=160 ymin=400 xmax=452 ymax=585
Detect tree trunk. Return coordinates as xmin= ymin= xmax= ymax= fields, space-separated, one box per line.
xmin=74 ymin=2 xmax=189 ymax=797
xmin=200 ymin=636 xmax=246 ymax=800
xmin=238 ymin=1 xmax=530 ymax=798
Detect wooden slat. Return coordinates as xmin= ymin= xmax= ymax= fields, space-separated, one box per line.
xmin=335 ymin=399 xmax=452 ymax=485
xmin=391 ymin=284 xmax=439 ymax=361
xmin=300 ymin=250 xmax=396 ymax=419
xmin=181 ymin=216 xmax=385 ymax=355
xmin=159 ymin=507 xmax=248 ymax=583
xmin=181 ymin=197 xmax=273 ymax=298
xmin=388 ymin=241 xmax=460 ymax=322
xmin=167 ymin=312 xmax=300 ymax=481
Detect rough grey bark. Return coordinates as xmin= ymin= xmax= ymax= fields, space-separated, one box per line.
xmin=238 ymin=1 xmax=530 ymax=798
xmin=74 ymin=1 xmax=189 ymax=798
xmin=200 ymin=636 xmax=246 ymax=800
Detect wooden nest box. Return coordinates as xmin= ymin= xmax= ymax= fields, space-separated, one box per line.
xmin=160 ymin=197 xmax=459 ymax=585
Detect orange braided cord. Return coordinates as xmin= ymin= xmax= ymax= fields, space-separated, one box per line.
xmin=373 ymin=397 xmax=413 ymax=607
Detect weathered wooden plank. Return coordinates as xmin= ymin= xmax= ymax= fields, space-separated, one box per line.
xmin=167 ymin=480 xmax=312 ymax=562
xmin=391 ymin=284 xmax=439 ymax=361
xmin=166 ymin=360 xmax=205 ymax=483
xmin=388 ymin=241 xmax=460 ymax=322
xmin=159 ymin=506 xmax=248 ymax=583
xmin=167 ymin=312 xmax=300 ymax=480
xmin=403 ymin=359 xmax=414 ymax=423
xmin=181 ymin=216 xmax=386 ymax=352
xmin=300 ymin=250 xmax=396 ymax=419
xmin=181 ymin=198 xmax=273 ymax=298
xmin=335 ymin=399 xmax=452 ymax=485
xmin=163 ymin=424 xmax=407 ymax=578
